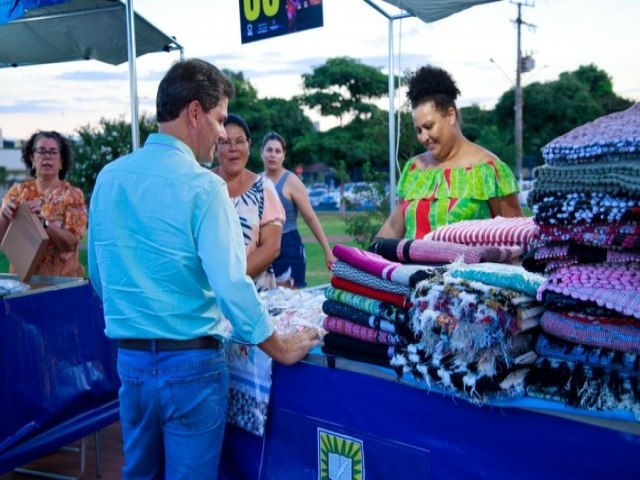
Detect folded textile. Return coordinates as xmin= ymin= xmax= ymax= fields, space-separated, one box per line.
xmin=324 ymin=287 xmax=411 ymax=325
xmin=323 ymin=316 xmax=401 ymax=345
xmin=424 ymin=216 xmax=535 ymax=251
xmin=226 ymin=344 xmax=272 ymax=436
xmin=367 ymin=238 xmax=523 ymax=265
xmin=333 ymin=243 xmax=436 ymax=285
xmin=413 ymin=274 xmax=538 ymax=336
xmin=540 ymin=310 xmax=640 ymax=353
xmin=449 ymin=262 xmax=545 ymax=297
xmin=535 ymin=333 xmax=640 ymax=376
xmin=541 ymin=103 xmax=640 ymax=165
xmin=391 ymin=344 xmax=530 ymax=403
xmin=322 ymin=299 xmax=402 ymax=335
xmin=330 ymin=276 xmax=411 ymax=309
xmin=538 ymin=263 xmax=640 ymax=319
xmin=532 ymin=192 xmax=640 ymax=226
xmin=532 ymin=222 xmax=640 ymax=250
xmin=530 ymin=161 xmax=640 ymax=200
xmin=322 ymin=332 xmax=394 ymax=367
xmin=332 ymin=261 xmax=411 ymax=297
xmin=523 ymin=244 xmax=640 ymax=274
xmin=542 ymin=291 xmax=628 ymax=318
xmin=525 ymin=357 xmax=640 ymax=418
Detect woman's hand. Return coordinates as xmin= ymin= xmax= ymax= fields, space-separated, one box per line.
xmin=325 ymin=251 xmax=337 ymax=271
xmin=26 ymin=199 xmax=43 ymax=219
xmin=1 ymin=200 xmax=18 ymax=221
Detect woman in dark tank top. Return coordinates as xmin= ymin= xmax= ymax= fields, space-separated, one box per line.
xmin=261 ymin=132 xmax=336 ymax=288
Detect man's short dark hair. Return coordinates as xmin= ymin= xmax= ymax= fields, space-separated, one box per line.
xmin=156 ymin=59 xmax=235 ymax=122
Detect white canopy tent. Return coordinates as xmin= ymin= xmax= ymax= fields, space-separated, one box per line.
xmin=0 ymin=0 xmax=183 ymax=148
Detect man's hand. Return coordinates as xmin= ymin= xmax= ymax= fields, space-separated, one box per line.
xmin=259 ymin=327 xmax=320 ymax=365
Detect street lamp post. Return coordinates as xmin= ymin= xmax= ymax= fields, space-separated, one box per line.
xmin=512 ymin=1 xmax=535 ymax=182
xmin=514 ymin=2 xmax=523 ymax=182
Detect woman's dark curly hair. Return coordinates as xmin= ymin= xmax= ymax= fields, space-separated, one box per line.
xmin=407 ymin=65 xmax=461 ymax=115
xmin=21 ymin=130 xmax=73 ymax=180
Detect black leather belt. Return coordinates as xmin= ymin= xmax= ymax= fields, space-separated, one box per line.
xmin=117 ymin=337 xmax=220 ymax=351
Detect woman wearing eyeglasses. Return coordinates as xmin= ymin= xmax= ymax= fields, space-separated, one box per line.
xmin=0 ymin=130 xmax=87 ymax=277
xmin=212 ymin=114 xmax=285 ymax=292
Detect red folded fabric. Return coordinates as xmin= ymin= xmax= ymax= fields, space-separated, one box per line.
xmin=330 ymin=276 xmax=412 ymax=309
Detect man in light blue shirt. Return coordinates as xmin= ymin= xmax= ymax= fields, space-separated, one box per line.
xmin=88 ymin=59 xmax=317 ymax=480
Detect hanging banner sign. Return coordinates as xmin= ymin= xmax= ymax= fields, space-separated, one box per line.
xmin=239 ymin=0 xmax=323 ymax=45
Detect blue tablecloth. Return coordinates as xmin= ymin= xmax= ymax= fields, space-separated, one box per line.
xmin=0 ymin=277 xmax=119 ymax=473
xmin=221 ymin=350 xmax=640 ymax=479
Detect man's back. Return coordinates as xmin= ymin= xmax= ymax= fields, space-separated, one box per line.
xmin=88 ymin=133 xmax=271 ymax=342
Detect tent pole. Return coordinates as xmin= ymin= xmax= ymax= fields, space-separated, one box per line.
xmin=387 ymin=17 xmax=396 ymax=212
xmin=125 ymin=0 xmax=140 ymax=150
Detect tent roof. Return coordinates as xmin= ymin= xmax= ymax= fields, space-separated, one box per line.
xmin=379 ymin=0 xmax=500 ymax=22
xmin=0 ymin=0 xmax=182 ymax=68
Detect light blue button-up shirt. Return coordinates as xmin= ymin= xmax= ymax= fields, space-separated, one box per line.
xmin=88 ymin=133 xmax=273 ymax=344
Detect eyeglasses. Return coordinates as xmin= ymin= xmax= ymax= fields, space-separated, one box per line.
xmin=218 ymin=138 xmax=248 ymax=149
xmin=33 ymin=148 xmax=60 ymax=157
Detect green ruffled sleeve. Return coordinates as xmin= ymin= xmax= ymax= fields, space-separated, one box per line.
xmin=397 ymin=157 xmax=519 ymax=201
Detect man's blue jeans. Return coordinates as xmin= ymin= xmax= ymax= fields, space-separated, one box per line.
xmin=117 ymin=345 xmax=228 ymax=480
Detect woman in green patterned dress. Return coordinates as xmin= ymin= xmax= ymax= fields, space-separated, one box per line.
xmin=376 ymin=65 xmax=523 ymax=240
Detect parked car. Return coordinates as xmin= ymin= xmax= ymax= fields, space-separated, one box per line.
xmin=342 ymin=182 xmax=387 ymax=210
xmin=518 ymin=180 xmax=533 ymax=207
xmin=308 ymin=188 xmax=326 ymax=208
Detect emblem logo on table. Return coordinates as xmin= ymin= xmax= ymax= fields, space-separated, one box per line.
xmin=318 ymin=428 xmax=364 ymax=480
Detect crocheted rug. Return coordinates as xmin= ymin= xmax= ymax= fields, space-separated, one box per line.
xmin=424 ymin=216 xmax=535 ymax=251
xmin=523 ymin=244 xmax=640 ymax=274
xmin=525 ymin=357 xmax=640 ymax=419
xmin=542 ymin=291 xmax=629 ymax=318
xmin=540 ymin=310 xmax=640 ymax=353
xmin=541 ymin=103 xmax=640 ymax=165
xmin=530 ymin=161 xmax=640 ymax=200
xmin=532 ymin=222 xmax=640 ymax=250
xmin=366 ymin=238 xmax=523 ymax=265
xmin=532 ymin=192 xmax=640 ymax=226
xmin=391 ymin=344 xmax=531 ymax=404
xmin=535 ymin=333 xmax=640 ymax=376
xmin=538 ymin=263 xmax=640 ymax=319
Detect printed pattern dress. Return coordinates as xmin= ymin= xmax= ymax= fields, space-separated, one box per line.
xmin=2 ymin=179 xmax=87 ymax=277
xmin=397 ymin=157 xmax=519 ymax=239
xmin=231 ymin=175 xmax=285 ymax=292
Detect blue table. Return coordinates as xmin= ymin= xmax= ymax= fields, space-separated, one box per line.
xmin=0 ymin=276 xmax=120 ymax=474
xmin=221 ymin=349 xmax=640 ymax=479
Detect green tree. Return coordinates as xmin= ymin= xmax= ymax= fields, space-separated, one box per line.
xmin=297 ymin=57 xmax=391 ymax=125
xmin=225 ymin=70 xmax=315 ymax=171
xmin=69 ymin=116 xmax=156 ymax=203
xmin=493 ymin=64 xmax=633 ymax=168
xmin=342 ymin=161 xmax=390 ymax=248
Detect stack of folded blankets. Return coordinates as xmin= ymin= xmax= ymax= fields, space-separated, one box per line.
xmin=322 ymin=243 xmax=430 ymax=367
xmin=324 ymin=221 xmax=545 ymax=403
xmin=524 ymin=103 xmax=640 ymax=418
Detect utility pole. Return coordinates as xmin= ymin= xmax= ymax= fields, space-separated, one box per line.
xmin=512 ymin=1 xmax=535 ymax=182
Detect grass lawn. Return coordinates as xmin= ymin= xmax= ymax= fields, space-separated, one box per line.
xmin=299 ymin=212 xmax=355 ymax=287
